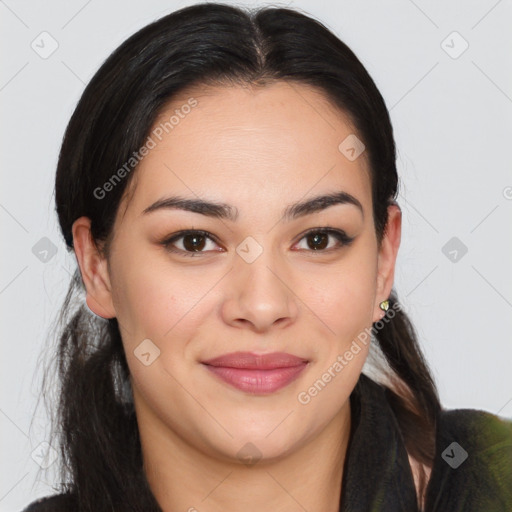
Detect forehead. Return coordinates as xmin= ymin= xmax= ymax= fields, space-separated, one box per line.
xmin=119 ymin=81 xmax=371 ymax=221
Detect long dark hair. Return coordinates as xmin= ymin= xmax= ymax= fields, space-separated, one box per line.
xmin=38 ymin=3 xmax=441 ymax=511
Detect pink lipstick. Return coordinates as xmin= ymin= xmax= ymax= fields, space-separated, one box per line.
xmin=201 ymin=351 xmax=309 ymax=394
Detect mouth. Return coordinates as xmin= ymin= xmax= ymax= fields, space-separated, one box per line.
xmin=201 ymin=351 xmax=310 ymax=394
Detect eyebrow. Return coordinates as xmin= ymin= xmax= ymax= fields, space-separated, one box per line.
xmin=141 ymin=191 xmax=364 ymax=222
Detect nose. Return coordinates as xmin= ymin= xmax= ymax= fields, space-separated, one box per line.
xmin=220 ymin=247 xmax=299 ymax=334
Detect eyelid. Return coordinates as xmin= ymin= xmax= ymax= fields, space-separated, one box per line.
xmin=160 ymin=227 xmax=354 ymax=257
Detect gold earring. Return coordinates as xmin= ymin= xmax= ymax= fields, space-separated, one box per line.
xmin=379 ymin=299 xmax=389 ymax=312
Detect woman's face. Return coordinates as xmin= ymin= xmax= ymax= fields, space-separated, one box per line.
xmin=74 ymin=81 xmax=401 ymax=464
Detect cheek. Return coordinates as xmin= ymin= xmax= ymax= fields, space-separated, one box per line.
xmin=110 ymin=249 xmax=222 ymax=347
xmin=305 ymin=240 xmax=378 ymax=339
xmin=109 ymin=251 xmax=181 ymax=339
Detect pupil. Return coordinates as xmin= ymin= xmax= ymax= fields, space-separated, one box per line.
xmin=184 ymin=234 xmax=205 ymax=251
xmin=309 ymin=232 xmax=328 ymax=250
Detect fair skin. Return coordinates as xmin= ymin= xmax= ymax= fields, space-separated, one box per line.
xmin=72 ymin=81 xmax=401 ymax=512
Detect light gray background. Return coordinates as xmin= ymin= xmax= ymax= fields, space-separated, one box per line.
xmin=1 ymin=0 xmax=511 ymax=510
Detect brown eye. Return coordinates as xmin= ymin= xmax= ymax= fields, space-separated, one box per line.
xmin=182 ymin=233 xmax=207 ymax=252
xmin=161 ymin=230 xmax=221 ymax=257
xmin=161 ymin=227 xmax=354 ymax=258
xmin=307 ymin=231 xmax=329 ymax=250
xmin=295 ymin=228 xmax=354 ymax=253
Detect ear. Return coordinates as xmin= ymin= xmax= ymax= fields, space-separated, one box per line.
xmin=72 ymin=216 xmax=116 ymax=319
xmin=373 ymin=203 xmax=402 ymax=322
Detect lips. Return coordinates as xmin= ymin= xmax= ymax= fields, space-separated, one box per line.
xmin=201 ymin=351 xmax=308 ymax=369
xmin=201 ymin=351 xmax=309 ymax=394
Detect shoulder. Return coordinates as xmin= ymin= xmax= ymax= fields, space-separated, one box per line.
xmin=439 ymin=407 xmax=512 ymax=440
xmin=22 ymin=492 xmax=77 ymax=512
xmin=425 ymin=408 xmax=512 ymax=511
xmin=437 ymin=407 xmax=512 ymax=470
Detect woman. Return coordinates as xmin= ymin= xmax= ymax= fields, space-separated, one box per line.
xmin=23 ymin=3 xmax=512 ymax=511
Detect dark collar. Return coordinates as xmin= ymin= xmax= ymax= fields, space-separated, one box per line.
xmin=339 ymin=373 xmax=419 ymax=511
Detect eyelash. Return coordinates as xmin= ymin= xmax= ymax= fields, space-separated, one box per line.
xmin=160 ymin=228 xmax=355 ymax=258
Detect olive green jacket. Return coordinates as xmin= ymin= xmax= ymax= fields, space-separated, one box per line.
xmin=340 ymin=373 xmax=512 ymax=511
